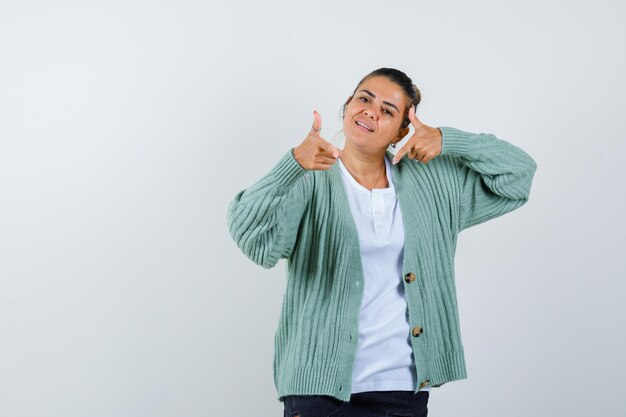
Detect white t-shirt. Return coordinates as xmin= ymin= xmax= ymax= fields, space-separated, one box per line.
xmin=338 ymin=155 xmax=430 ymax=393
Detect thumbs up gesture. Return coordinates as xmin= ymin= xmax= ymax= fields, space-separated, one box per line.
xmin=293 ymin=111 xmax=342 ymax=170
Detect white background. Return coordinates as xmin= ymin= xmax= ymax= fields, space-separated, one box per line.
xmin=1 ymin=0 xmax=625 ymax=416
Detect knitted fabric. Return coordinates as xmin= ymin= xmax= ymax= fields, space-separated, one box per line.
xmin=227 ymin=126 xmax=537 ymax=402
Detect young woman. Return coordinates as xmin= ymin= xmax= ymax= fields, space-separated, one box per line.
xmin=227 ymin=68 xmax=537 ymax=417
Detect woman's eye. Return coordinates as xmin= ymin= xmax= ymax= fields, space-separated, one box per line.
xmin=383 ymin=109 xmax=393 ymax=116
xmin=359 ymin=97 xmax=369 ymax=102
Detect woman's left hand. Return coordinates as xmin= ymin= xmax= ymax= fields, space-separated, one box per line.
xmin=392 ymin=106 xmax=443 ymax=165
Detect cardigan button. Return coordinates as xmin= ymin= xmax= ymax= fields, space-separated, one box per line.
xmin=419 ymin=379 xmax=430 ymax=388
xmin=404 ymin=272 xmax=416 ymax=283
xmin=412 ymin=326 xmax=423 ymax=337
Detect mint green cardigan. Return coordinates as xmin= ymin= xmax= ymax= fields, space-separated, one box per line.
xmin=227 ymin=126 xmax=537 ymax=402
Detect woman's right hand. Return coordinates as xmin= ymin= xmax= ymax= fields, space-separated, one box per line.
xmin=293 ymin=111 xmax=341 ymax=170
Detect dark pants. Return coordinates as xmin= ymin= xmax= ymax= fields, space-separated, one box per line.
xmin=283 ymin=390 xmax=429 ymax=417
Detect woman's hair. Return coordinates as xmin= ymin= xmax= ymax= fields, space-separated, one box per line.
xmin=341 ymin=67 xmax=421 ymax=130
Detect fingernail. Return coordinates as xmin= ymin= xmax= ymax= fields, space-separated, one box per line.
xmin=392 ymin=159 xmax=398 ymax=165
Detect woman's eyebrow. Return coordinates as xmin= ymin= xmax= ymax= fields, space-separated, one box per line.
xmin=358 ymin=89 xmax=399 ymax=113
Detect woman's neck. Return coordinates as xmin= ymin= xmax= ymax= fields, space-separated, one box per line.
xmin=340 ymin=143 xmax=388 ymax=190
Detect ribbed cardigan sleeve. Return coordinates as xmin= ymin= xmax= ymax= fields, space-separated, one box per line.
xmin=227 ymin=150 xmax=312 ymax=268
xmin=438 ymin=126 xmax=537 ymax=232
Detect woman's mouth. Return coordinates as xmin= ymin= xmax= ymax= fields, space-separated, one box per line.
xmin=355 ymin=120 xmax=373 ymax=132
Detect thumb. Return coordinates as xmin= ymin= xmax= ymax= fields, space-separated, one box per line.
xmin=311 ymin=110 xmax=322 ymax=134
xmin=409 ymin=106 xmax=423 ymax=131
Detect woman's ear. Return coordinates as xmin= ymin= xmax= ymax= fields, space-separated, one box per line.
xmin=342 ymin=96 xmax=353 ymax=118
xmin=397 ymin=126 xmax=410 ymax=140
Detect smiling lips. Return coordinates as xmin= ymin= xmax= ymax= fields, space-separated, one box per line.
xmin=355 ymin=119 xmax=374 ymax=132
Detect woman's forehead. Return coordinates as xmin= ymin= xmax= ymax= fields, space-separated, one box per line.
xmin=357 ymin=76 xmax=407 ymax=108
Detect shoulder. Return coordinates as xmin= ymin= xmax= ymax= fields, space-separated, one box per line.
xmin=393 ymin=153 xmax=460 ymax=178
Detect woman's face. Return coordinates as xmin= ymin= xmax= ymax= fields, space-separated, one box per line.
xmin=342 ymin=76 xmax=409 ymax=152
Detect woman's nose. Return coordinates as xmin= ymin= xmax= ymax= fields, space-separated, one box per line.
xmin=363 ymin=108 xmax=377 ymax=119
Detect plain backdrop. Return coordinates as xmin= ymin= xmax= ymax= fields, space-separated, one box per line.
xmin=1 ymin=0 xmax=625 ymax=416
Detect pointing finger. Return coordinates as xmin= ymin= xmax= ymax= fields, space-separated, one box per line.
xmin=392 ymin=141 xmax=414 ymax=165
xmin=321 ymin=140 xmax=340 ymax=159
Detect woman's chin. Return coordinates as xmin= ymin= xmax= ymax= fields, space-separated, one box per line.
xmin=344 ymin=128 xmax=371 ymax=147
